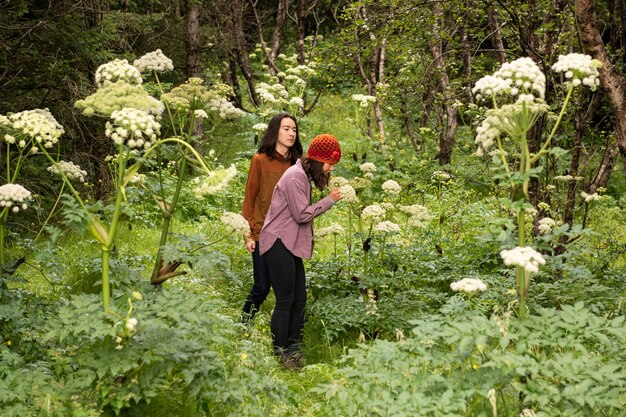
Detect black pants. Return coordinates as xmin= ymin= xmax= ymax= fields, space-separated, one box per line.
xmin=262 ymin=239 xmax=306 ymax=351
xmin=242 ymin=242 xmax=271 ymax=320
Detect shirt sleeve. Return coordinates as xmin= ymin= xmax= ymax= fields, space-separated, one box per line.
xmin=283 ymin=172 xmax=334 ymax=224
xmin=242 ymin=155 xmax=261 ymax=231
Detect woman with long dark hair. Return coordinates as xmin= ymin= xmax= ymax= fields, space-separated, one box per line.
xmin=259 ymin=134 xmax=343 ymax=369
xmin=241 ymin=113 xmax=302 ymax=322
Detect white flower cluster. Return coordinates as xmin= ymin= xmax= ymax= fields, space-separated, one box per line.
xmin=398 ymin=204 xmax=433 ymax=228
xmin=285 ymin=64 xmax=317 ymax=77
xmin=537 ymin=217 xmax=556 ymax=234
xmin=472 ymin=75 xmax=512 ymax=99
xmin=125 ymin=317 xmax=138 ymax=332
xmin=381 ymin=179 xmax=401 ymax=196
xmin=519 ymin=409 xmax=537 ymax=417
xmin=373 ymin=220 xmax=400 ymax=234
xmin=474 ymin=58 xmax=546 ymax=100
xmin=352 ymin=94 xmax=376 ymax=108
xmin=500 ymin=246 xmax=546 ymax=273
xmin=7 ymin=109 xmax=65 ymax=149
xmin=338 ymin=183 xmax=358 ymax=203
xmin=252 ymin=123 xmax=268 ymax=133
xmin=207 ymin=98 xmax=245 ymax=119
xmin=450 ymin=278 xmax=487 ymax=293
xmin=47 ymin=160 xmax=87 ymax=182
xmin=255 ymin=82 xmax=289 ymax=104
xmin=361 ymin=204 xmax=386 ymax=223
xmin=432 ymin=170 xmax=451 ymax=183
xmin=553 ymin=175 xmax=580 ymax=182
xmin=95 ymin=59 xmax=142 ymax=87
xmin=315 ymin=223 xmax=345 ymax=238
xmin=551 ymin=53 xmax=601 ymax=91
xmin=359 ymin=162 xmax=377 ymax=173
xmin=105 ymin=108 xmax=160 ymax=150
xmin=133 ymin=49 xmax=174 ymax=73
xmin=581 ymin=191 xmax=601 ymax=203
xmin=194 ymin=109 xmax=208 ymax=120
xmin=220 ymin=212 xmax=251 ymax=237
xmin=474 ymin=113 xmax=500 ymax=155
xmin=193 ymin=165 xmax=238 ymax=197
xmin=0 ymin=183 xmax=32 ymax=213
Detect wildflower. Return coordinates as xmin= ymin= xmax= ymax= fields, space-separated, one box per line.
xmin=537 ymin=202 xmax=550 ymax=211
xmin=47 ymin=160 xmax=87 ymax=182
xmin=381 ymin=179 xmax=401 ymax=196
xmin=551 ymin=53 xmax=601 ymax=91
xmin=240 ymin=352 xmax=248 ymax=361
xmin=194 ymin=109 xmax=209 ymax=119
xmin=581 ymin=191 xmax=601 ymax=203
xmin=554 ymin=174 xmax=574 ymax=181
xmin=193 ymin=165 xmax=238 ymax=197
xmin=289 ymin=97 xmax=304 ymax=108
xmin=379 ymin=202 xmax=394 ymax=211
xmin=105 ymin=108 xmax=161 ymax=150
xmin=131 ymin=291 xmax=142 ymax=301
xmin=315 ymin=224 xmax=345 ymax=238
xmin=75 ymin=81 xmax=164 ymax=117
xmin=373 ymin=220 xmax=401 ymax=234
xmin=133 ymin=49 xmax=174 ymax=73
xmin=431 ymin=170 xmax=451 ymax=183
xmin=361 ymin=204 xmax=386 ymax=223
xmin=450 ymin=278 xmax=487 ymax=293
xmin=537 ymin=217 xmax=556 ymax=234
xmin=95 ymin=59 xmax=142 ymax=87
xmin=207 ymin=98 xmax=245 ymax=119
xmin=0 ymin=183 xmax=32 ymax=213
xmin=125 ymin=317 xmax=138 ymax=332
xmin=359 ymin=162 xmax=377 ymax=173
xmin=252 ymin=123 xmax=268 ymax=132
xmin=350 ymin=176 xmax=370 ymax=190
xmin=364 ymin=289 xmax=379 ymax=316
xmin=7 ymin=109 xmax=65 ymax=149
xmin=500 ymin=246 xmax=546 ymax=273
xmin=351 ymin=94 xmax=376 ymax=108
xmin=472 ymin=75 xmax=512 ymax=100
xmin=220 ymin=212 xmax=251 ymax=238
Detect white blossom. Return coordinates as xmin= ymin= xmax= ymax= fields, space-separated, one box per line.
xmin=450 ymin=278 xmax=487 ymax=293
xmin=0 ymin=183 xmax=32 ymax=213
xmin=7 ymin=109 xmax=65 ymax=149
xmin=381 ymin=179 xmax=401 ymax=196
xmin=220 ymin=212 xmax=251 ymax=237
xmin=252 ymin=123 xmax=267 ymax=132
xmin=352 ymin=94 xmax=376 ymax=108
xmin=551 ymin=53 xmax=601 ymax=91
xmin=537 ymin=217 xmax=556 ymax=234
xmin=194 ymin=110 xmax=209 ymax=119
xmin=47 ymin=160 xmax=88 ymax=182
xmin=581 ymin=191 xmax=601 ymax=203
xmin=95 ymin=59 xmax=142 ymax=87
xmin=105 ymin=108 xmax=160 ymax=150
xmin=500 ymin=246 xmax=546 ymax=273
xmin=359 ymin=162 xmax=377 ymax=173
xmin=133 ymin=49 xmax=174 ymax=73
xmin=373 ymin=220 xmax=401 ymax=234
xmin=361 ymin=204 xmax=386 ymax=224
xmin=207 ymin=98 xmax=245 ymax=119
xmin=315 ymin=223 xmax=345 ymax=238
xmin=125 ymin=317 xmax=138 ymax=332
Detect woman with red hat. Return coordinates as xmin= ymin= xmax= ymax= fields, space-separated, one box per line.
xmin=260 ymin=134 xmax=343 ymax=369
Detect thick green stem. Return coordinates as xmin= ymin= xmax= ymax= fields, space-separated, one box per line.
xmin=517 ymin=207 xmax=527 ymax=320
xmin=101 ymin=248 xmax=111 ymax=311
xmin=151 ymin=157 xmax=187 ymax=282
xmin=0 ymin=215 xmax=6 ymax=265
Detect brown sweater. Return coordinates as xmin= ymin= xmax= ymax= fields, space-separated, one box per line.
xmin=242 ymin=153 xmax=291 ymax=241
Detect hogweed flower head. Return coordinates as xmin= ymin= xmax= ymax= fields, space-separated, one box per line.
xmin=220 ymin=212 xmax=251 ymax=238
xmin=133 ymin=49 xmax=174 ymax=73
xmin=359 ymin=162 xmax=377 ymax=173
xmin=581 ymin=191 xmax=601 ymax=203
xmin=315 ymin=224 xmax=345 ymax=238
xmin=450 ymin=278 xmax=487 ymax=293
xmin=47 ymin=160 xmax=87 ymax=182
xmin=500 ymin=246 xmax=545 ymax=273
xmin=361 ymin=204 xmax=386 ymax=224
xmin=0 ymin=183 xmax=32 ymax=213
xmin=373 ymin=220 xmax=400 ymax=234
xmin=7 ymin=109 xmax=64 ymax=149
xmin=194 ymin=109 xmax=209 ymax=120
xmin=125 ymin=317 xmax=138 ymax=332
xmin=551 ymin=53 xmax=601 ymax=91
xmin=105 ymin=108 xmax=160 ymax=150
xmin=75 ymin=81 xmax=164 ymax=117
xmin=352 ymin=94 xmax=376 ymax=108
xmin=193 ymin=165 xmax=238 ymax=197
xmin=207 ymin=98 xmax=245 ymax=119
xmin=537 ymin=217 xmax=556 ymax=234
xmin=95 ymin=59 xmax=142 ymax=87
xmin=381 ymin=179 xmax=401 ymax=196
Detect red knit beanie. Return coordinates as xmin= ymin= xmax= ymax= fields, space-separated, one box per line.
xmin=306 ymin=134 xmax=341 ymax=164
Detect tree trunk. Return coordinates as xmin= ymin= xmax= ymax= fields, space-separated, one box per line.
xmin=431 ymin=1 xmax=457 ymax=165
xmin=228 ymin=0 xmax=260 ymax=107
xmin=576 ymin=0 xmax=626 ymax=176
xmin=296 ymin=0 xmax=307 ymax=65
xmin=185 ymin=3 xmax=202 ymax=78
xmin=487 ymin=8 xmax=506 ymax=63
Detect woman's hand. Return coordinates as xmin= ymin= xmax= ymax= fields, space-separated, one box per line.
xmin=329 ymin=188 xmax=343 ymax=202
xmin=245 ymin=240 xmax=256 ymax=253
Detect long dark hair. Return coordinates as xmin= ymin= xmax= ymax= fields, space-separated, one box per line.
xmin=301 ymin=158 xmax=330 ymax=190
xmin=257 ymin=113 xmax=302 ymax=164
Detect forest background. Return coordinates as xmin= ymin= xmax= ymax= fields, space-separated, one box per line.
xmin=1 ymin=0 xmax=626 ymax=416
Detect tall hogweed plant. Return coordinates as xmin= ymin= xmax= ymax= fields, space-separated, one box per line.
xmin=472 ymin=54 xmax=601 ymax=318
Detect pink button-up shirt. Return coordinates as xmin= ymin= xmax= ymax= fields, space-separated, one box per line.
xmin=259 ymin=159 xmax=335 ymax=259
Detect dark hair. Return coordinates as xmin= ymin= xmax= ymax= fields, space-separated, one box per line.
xmin=257 ymin=113 xmax=302 ymax=164
xmin=301 ymin=158 xmax=330 ymax=190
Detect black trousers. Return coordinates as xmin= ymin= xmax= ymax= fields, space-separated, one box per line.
xmin=262 ymin=239 xmax=306 ymax=351
xmin=242 ymin=242 xmax=271 ymax=320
